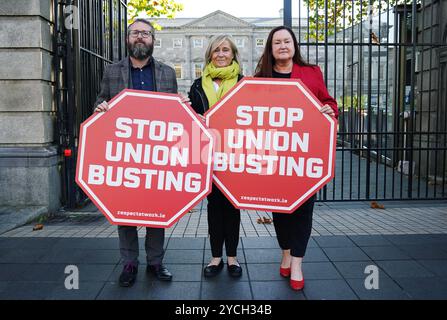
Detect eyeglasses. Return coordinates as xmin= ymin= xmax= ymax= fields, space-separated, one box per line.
xmin=128 ymin=30 xmax=152 ymax=38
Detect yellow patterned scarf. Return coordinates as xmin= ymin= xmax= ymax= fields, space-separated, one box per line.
xmin=201 ymin=61 xmax=240 ymax=108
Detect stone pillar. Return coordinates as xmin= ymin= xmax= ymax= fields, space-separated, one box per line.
xmin=0 ymin=0 xmax=61 ymax=213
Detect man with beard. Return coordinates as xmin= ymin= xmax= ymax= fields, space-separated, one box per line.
xmin=93 ymin=19 xmax=177 ymax=287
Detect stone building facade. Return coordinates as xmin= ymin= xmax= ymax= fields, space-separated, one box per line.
xmin=153 ymin=10 xmax=306 ymax=94
xmin=414 ymin=0 xmax=447 ymax=181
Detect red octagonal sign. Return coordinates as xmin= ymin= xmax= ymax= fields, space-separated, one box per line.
xmin=205 ymin=77 xmax=337 ymax=213
xmin=76 ymin=89 xmax=213 ymax=227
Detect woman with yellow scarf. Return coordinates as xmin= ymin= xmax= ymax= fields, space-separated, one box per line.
xmin=189 ymin=35 xmax=243 ymax=278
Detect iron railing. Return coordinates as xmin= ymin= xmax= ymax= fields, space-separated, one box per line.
xmin=283 ymin=0 xmax=447 ymax=201
xmin=54 ymin=0 xmax=127 ymax=208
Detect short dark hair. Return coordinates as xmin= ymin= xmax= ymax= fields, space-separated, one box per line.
xmin=127 ymin=19 xmax=155 ymax=36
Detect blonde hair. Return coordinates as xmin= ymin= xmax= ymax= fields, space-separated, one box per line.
xmin=204 ymin=35 xmax=240 ymax=66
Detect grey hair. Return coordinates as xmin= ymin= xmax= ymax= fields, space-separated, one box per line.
xmin=204 ymin=35 xmax=240 ymax=66
xmin=127 ymin=19 xmax=155 ymax=38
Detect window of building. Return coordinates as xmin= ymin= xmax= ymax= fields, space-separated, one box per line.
xmin=193 ymin=38 xmax=203 ymax=48
xmin=318 ymin=63 xmax=325 ymax=77
xmin=194 ymin=63 xmax=203 ymax=78
xmin=235 ymin=38 xmax=244 ymax=48
xmin=174 ymin=63 xmax=182 ymax=79
xmin=154 ymin=39 xmax=161 ymax=48
xmin=380 ymin=64 xmax=386 ymax=80
xmin=351 ymin=63 xmax=358 ymax=81
xmin=242 ymin=64 xmax=250 ymax=75
xmin=256 ymin=38 xmax=265 ymax=47
xmin=173 ymin=39 xmax=183 ymax=48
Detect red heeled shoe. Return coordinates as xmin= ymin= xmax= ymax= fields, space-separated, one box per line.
xmin=290 ymin=278 xmax=305 ymax=291
xmin=280 ymin=267 xmax=291 ymax=278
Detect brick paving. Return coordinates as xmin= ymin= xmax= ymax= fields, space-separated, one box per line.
xmin=2 ymin=200 xmax=446 ymax=238
xmin=1 ymin=200 xmax=446 ymax=300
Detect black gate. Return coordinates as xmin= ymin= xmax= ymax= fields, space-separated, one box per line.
xmin=284 ymin=0 xmax=447 ymax=201
xmin=54 ymin=0 xmax=446 ymax=206
xmin=54 ymin=0 xmax=127 ymax=208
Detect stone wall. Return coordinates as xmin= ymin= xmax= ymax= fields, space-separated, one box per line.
xmin=0 ymin=0 xmax=61 ymax=212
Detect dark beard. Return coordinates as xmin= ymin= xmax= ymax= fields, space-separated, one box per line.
xmin=128 ymin=41 xmax=153 ymax=60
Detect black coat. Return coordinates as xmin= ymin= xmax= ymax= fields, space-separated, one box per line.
xmin=188 ymin=74 xmax=244 ymax=115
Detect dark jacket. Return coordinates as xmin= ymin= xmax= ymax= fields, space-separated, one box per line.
xmin=94 ymin=57 xmax=178 ymax=111
xmin=188 ymin=74 xmax=243 ymax=115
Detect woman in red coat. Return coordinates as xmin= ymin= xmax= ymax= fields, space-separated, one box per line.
xmin=254 ymin=26 xmax=338 ymax=291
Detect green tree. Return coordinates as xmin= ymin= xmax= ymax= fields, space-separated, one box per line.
xmin=337 ymin=94 xmax=368 ymax=110
xmin=304 ymin=0 xmax=418 ymax=41
xmin=127 ymin=0 xmax=184 ymax=29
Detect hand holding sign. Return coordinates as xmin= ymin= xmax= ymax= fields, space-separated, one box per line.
xmin=94 ymin=101 xmax=110 ymax=113
xmin=320 ymin=104 xmax=336 ymax=117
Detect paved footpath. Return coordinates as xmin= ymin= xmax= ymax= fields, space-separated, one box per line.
xmin=2 ymin=200 xmax=447 ymax=238
xmin=0 ymin=200 xmax=446 ymax=300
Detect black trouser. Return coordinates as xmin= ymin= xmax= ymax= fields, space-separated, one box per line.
xmin=118 ymin=226 xmax=165 ymax=266
xmin=207 ymin=184 xmax=241 ymax=257
xmin=272 ymin=195 xmax=315 ymax=258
